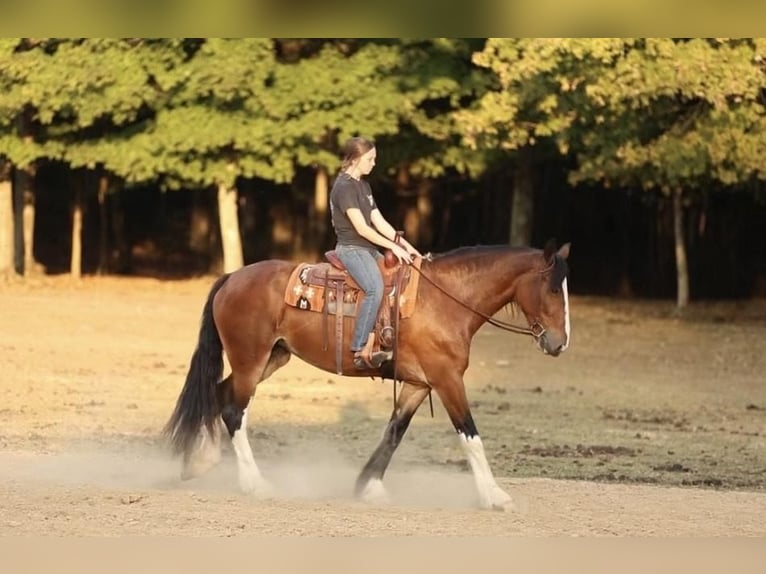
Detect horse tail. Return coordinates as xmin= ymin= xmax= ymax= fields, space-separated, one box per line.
xmin=164 ymin=273 xmax=231 ymax=457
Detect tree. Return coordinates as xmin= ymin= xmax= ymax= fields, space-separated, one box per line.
xmin=383 ymin=38 xmax=492 ymax=249
xmin=0 ymin=38 xmax=51 ymax=277
xmin=0 ymin=38 xmax=173 ymax=278
xmin=568 ymin=38 xmax=766 ymax=308
xmin=459 ymin=38 xmax=766 ymax=307
xmin=267 ymin=38 xmax=491 ymax=254
xmin=48 ymin=38 xmax=271 ymax=274
xmin=52 ymin=39 xmax=184 ymax=277
xmin=455 ymin=38 xmax=590 ymax=246
xmin=266 ymin=39 xmax=410 ymax=259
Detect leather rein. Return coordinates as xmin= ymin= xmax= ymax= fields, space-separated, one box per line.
xmin=409 ymin=258 xmax=551 ymax=339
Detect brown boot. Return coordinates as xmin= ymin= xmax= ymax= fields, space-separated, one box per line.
xmin=353 ymin=333 xmax=392 ymax=369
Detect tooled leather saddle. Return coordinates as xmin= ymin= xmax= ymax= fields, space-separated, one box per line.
xmin=283 ymin=247 xmax=421 ymax=375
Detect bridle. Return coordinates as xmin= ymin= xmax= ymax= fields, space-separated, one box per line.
xmin=410 ymin=260 xmax=553 ymax=340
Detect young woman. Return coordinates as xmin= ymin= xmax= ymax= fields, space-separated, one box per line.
xmin=329 ymin=136 xmax=421 ymax=369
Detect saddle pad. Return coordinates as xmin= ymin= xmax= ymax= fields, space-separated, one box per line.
xmin=284 ymin=263 xmax=344 ymax=312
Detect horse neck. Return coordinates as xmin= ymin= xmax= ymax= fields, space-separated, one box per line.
xmin=426 ymin=246 xmax=538 ymax=331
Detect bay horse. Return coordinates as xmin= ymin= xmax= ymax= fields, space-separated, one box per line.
xmin=165 ymin=240 xmax=571 ymax=510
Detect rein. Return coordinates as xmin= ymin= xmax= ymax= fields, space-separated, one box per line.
xmin=409 ymin=261 xmax=546 ymax=339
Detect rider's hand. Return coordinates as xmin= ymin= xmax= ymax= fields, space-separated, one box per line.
xmin=400 ymin=238 xmax=421 ymax=258
xmin=393 ymin=244 xmax=412 ymax=264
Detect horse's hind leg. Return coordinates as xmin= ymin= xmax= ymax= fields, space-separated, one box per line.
xmin=432 ymin=376 xmax=515 ymax=511
xmin=219 ymin=342 xmax=291 ymax=496
xmin=355 ymin=381 xmax=430 ymax=503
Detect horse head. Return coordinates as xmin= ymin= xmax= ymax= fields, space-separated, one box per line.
xmin=517 ymin=240 xmax=571 ymax=357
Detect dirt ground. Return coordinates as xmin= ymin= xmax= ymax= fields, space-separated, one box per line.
xmin=1 ymin=274 xmax=765 ymax=536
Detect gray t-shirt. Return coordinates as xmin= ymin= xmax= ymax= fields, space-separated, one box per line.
xmin=330 ymin=173 xmax=378 ymax=250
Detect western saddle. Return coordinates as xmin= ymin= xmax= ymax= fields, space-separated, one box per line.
xmin=284 ymin=237 xmax=417 ymax=375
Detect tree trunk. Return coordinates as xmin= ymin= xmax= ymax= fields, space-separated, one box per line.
xmin=415 ymin=180 xmax=433 ymax=249
xmin=189 ymin=188 xmax=213 ymax=254
xmin=110 ymin=183 xmax=130 ymax=274
xmin=673 ymin=188 xmax=689 ymax=310
xmin=97 ymin=172 xmax=109 ymax=275
xmin=617 ymin=189 xmax=634 ymax=297
xmin=14 ymin=112 xmax=39 ymax=276
xmin=22 ymin=186 xmax=35 ymax=274
xmin=217 ymin=182 xmax=244 ymax=272
xmin=70 ymin=175 xmax=83 ymax=279
xmin=436 ymin=194 xmax=452 ymax=251
xmin=12 ymin=168 xmax=23 ymax=274
xmin=306 ymin=166 xmax=329 ymax=260
xmin=0 ymin=172 xmax=13 ymax=277
xmin=13 ymin=167 xmax=39 ymax=276
xmin=403 ymin=203 xmax=418 ymax=243
xmin=396 ymin=166 xmax=417 ymax=244
xmin=510 ymin=155 xmax=535 ymax=247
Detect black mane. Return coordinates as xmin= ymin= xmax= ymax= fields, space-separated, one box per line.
xmin=425 ymin=243 xmax=568 ymax=291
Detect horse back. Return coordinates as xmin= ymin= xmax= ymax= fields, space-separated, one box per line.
xmin=212 ymin=260 xmax=296 ymax=332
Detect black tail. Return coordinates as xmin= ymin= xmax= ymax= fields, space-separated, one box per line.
xmin=164 ymin=273 xmax=231 ymax=456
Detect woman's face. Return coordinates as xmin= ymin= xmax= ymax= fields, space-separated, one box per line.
xmin=355 ymin=147 xmax=377 ymax=176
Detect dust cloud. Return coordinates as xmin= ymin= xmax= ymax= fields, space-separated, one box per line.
xmin=0 ymin=440 xmax=486 ymax=510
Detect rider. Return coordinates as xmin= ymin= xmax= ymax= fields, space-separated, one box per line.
xmin=329 ymin=136 xmax=421 ymax=369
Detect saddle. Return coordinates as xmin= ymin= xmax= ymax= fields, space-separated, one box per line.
xmin=284 ymin=248 xmax=421 ymax=375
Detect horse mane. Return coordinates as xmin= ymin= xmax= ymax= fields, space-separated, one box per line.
xmin=427 ymin=244 xmax=525 ymax=262
xmin=425 ymin=244 xmax=568 ymax=291
xmin=426 ymin=245 xmax=531 ymax=270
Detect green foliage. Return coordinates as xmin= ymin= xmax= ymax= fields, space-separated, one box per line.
xmin=1 ymin=37 xmax=765 ymax=195
xmin=461 ymin=38 xmax=766 ymax=193
xmin=0 ymin=38 xmax=181 ymax=171
xmin=380 ymin=38 xmax=492 ymax=178
xmin=573 ymin=38 xmax=766 ymax=191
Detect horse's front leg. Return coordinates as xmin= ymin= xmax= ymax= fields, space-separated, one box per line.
xmin=355 ymin=381 xmax=430 ymax=503
xmin=433 ymin=377 xmax=515 ymax=511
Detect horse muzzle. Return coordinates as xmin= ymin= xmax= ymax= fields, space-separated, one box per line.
xmin=537 ymin=332 xmax=567 ymax=356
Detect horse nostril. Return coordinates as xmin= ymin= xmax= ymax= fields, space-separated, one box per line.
xmin=541 ymin=335 xmax=564 ymax=357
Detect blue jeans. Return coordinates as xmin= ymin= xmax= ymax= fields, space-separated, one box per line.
xmin=335 ymin=245 xmax=383 ymax=351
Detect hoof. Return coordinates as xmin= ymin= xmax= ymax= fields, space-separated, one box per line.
xmin=181 ymin=450 xmax=221 ymax=481
xmin=239 ymin=473 xmax=274 ymax=498
xmin=180 ymin=425 xmax=222 ymax=480
xmin=480 ymin=486 xmax=516 ymax=512
xmin=490 ymin=498 xmax=517 ymax=512
xmin=357 ymin=478 xmax=389 ymax=505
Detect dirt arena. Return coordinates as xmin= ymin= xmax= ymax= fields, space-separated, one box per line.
xmin=1 ymin=274 xmax=765 ymax=536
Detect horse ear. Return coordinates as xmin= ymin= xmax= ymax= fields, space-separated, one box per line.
xmin=557 ymin=242 xmax=571 ymax=260
xmin=543 ymin=238 xmax=557 ymax=262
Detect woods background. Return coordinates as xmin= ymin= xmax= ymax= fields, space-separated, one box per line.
xmin=2 ymin=38 xmax=765 ymax=305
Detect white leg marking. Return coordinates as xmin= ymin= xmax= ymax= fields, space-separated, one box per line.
xmin=561 ymin=277 xmax=571 ymax=351
xmin=458 ymin=433 xmax=514 ymax=510
xmin=358 ymin=478 xmax=389 ymax=505
xmin=231 ymin=408 xmax=272 ymax=497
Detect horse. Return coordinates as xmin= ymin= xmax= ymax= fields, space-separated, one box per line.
xmin=164 ymin=240 xmax=571 ymax=510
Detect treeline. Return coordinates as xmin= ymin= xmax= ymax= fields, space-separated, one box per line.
xmin=1 ymin=38 xmax=765 ymax=306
